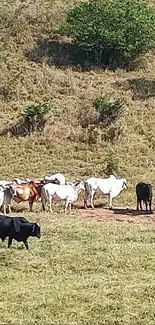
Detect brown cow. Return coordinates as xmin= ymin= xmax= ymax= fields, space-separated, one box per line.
xmin=13 ymin=181 xmax=42 ymax=212
xmin=13 ymin=179 xmax=60 ymax=211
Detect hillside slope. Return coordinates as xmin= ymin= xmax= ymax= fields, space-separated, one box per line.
xmin=0 ymin=0 xmax=155 ymax=205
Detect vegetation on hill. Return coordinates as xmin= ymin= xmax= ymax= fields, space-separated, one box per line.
xmin=0 ymin=0 xmax=155 ymax=205
xmin=60 ymin=0 xmax=155 ymax=67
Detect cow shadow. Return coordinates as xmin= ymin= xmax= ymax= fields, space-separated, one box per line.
xmin=76 ymin=202 xmax=107 ymax=210
xmin=113 ymin=208 xmax=153 ymax=216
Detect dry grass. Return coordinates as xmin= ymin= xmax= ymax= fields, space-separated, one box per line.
xmin=0 ymin=1 xmax=155 ymax=201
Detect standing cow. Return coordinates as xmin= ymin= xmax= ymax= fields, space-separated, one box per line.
xmin=0 ymin=215 xmax=41 ymax=249
xmin=136 ymin=182 xmax=153 ymax=212
xmin=84 ymin=175 xmax=127 ymax=209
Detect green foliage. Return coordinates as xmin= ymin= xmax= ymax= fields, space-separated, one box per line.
xmin=105 ymin=150 xmax=119 ymax=175
xmin=60 ymin=0 xmax=155 ymax=66
xmin=93 ymin=96 xmax=125 ymax=125
xmin=22 ymin=103 xmax=51 ymax=133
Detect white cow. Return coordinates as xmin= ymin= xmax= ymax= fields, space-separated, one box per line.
xmin=44 ymin=173 xmax=65 ymax=185
xmin=0 ymin=181 xmax=13 ymax=187
xmin=84 ymin=175 xmax=127 ymax=209
xmin=41 ymin=181 xmax=84 ymax=212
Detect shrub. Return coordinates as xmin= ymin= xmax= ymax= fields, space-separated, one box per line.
xmin=105 ymin=150 xmax=119 ymax=175
xmin=22 ymin=102 xmax=51 ymax=133
xmin=60 ymin=0 xmax=155 ymax=66
xmin=93 ymin=96 xmax=124 ymax=126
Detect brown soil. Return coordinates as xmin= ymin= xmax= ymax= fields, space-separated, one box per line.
xmin=75 ymin=205 xmax=155 ymax=225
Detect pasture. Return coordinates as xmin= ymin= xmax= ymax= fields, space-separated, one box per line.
xmin=0 ymin=0 xmax=155 ymax=323
xmin=1 ymin=200 xmax=155 ymax=325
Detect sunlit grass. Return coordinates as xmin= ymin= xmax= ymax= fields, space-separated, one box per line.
xmin=0 ymin=210 xmax=155 ymax=325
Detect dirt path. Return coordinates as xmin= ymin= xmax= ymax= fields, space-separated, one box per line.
xmin=75 ymin=205 xmax=155 ymax=225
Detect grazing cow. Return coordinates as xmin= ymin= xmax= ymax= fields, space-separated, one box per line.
xmin=41 ymin=180 xmax=85 ymax=212
xmin=136 ymin=182 xmax=153 ymax=212
xmin=13 ymin=181 xmax=42 ymax=211
xmin=84 ymin=175 xmax=127 ymax=209
xmin=44 ymin=173 xmax=65 ymax=185
xmin=0 ymin=215 xmax=40 ymax=249
xmin=0 ymin=215 xmax=29 ymax=242
xmin=0 ymin=185 xmax=16 ymax=214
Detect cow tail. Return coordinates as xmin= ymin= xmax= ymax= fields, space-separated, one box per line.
xmin=148 ymin=185 xmax=152 ymax=201
xmin=84 ymin=181 xmax=90 ymax=207
xmin=41 ymin=188 xmax=47 ymax=211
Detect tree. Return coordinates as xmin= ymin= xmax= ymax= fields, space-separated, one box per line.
xmin=60 ymin=0 xmax=155 ymax=66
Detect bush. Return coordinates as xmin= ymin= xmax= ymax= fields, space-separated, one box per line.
xmin=93 ymin=96 xmax=124 ymax=126
xmin=22 ymin=103 xmax=51 ymax=133
xmin=105 ymin=150 xmax=119 ymax=175
xmin=60 ymin=0 xmax=155 ymax=66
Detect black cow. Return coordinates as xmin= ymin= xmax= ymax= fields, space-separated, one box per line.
xmin=136 ymin=182 xmax=153 ymax=212
xmin=0 ymin=215 xmax=41 ymax=249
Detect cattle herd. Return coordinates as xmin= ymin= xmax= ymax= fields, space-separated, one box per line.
xmin=0 ymin=173 xmax=153 ymax=250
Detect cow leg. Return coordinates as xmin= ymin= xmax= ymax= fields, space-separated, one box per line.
xmin=8 ymin=237 xmax=13 ymax=248
xmin=69 ymin=202 xmax=72 ymax=213
xmin=3 ymin=204 xmax=6 ymax=215
xmin=137 ymin=198 xmax=140 ymax=210
xmin=48 ymin=196 xmax=53 ymax=213
xmin=29 ymin=198 xmax=35 ymax=212
xmin=41 ymin=190 xmax=47 ymax=211
xmin=84 ymin=190 xmax=89 ymax=209
xmin=140 ymin=200 xmax=143 ymax=210
xmin=149 ymin=200 xmax=152 ymax=213
xmin=8 ymin=204 xmax=11 ymax=214
xmin=65 ymin=199 xmax=69 ymax=213
xmin=145 ymin=201 xmax=148 ymax=211
xmin=41 ymin=196 xmax=46 ymax=211
xmin=42 ymin=203 xmax=46 ymax=211
xmin=109 ymin=194 xmax=113 ymax=209
xmin=24 ymin=240 xmax=29 ymax=250
xmin=84 ymin=196 xmax=87 ymax=209
xmin=90 ymin=191 xmax=95 ymax=209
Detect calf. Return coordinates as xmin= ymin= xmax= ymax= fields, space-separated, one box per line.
xmin=136 ymin=182 xmax=153 ymax=212
xmin=0 ymin=215 xmax=41 ymax=249
xmin=84 ymin=175 xmax=127 ymax=209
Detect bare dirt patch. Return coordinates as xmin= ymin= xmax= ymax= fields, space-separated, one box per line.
xmin=74 ymin=205 xmax=155 ymax=225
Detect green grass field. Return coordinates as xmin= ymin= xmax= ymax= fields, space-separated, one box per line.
xmin=1 ymin=208 xmax=155 ymax=325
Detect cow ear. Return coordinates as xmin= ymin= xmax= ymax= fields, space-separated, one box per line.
xmin=32 ymin=224 xmax=36 ymax=232
xmin=12 ymin=218 xmax=20 ymax=233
